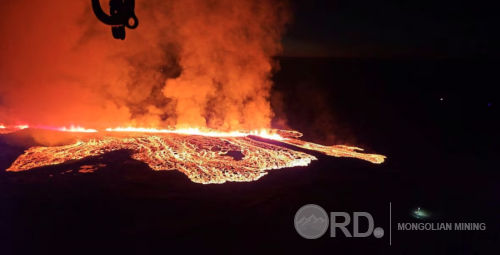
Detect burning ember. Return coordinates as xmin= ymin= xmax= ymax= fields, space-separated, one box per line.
xmin=6 ymin=128 xmax=386 ymax=184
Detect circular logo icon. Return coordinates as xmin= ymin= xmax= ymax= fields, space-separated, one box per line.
xmin=294 ymin=204 xmax=329 ymax=239
xmin=373 ymin=227 xmax=384 ymax=238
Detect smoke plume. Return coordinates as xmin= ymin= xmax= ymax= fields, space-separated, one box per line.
xmin=0 ymin=0 xmax=289 ymax=131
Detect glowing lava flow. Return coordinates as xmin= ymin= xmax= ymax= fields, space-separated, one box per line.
xmin=0 ymin=125 xmax=7 ymax=135
xmin=0 ymin=125 xmax=97 ymax=133
xmin=103 ymin=127 xmax=386 ymax=163
xmin=282 ymin=140 xmax=385 ymax=164
xmin=8 ymin=133 xmax=316 ymax=184
xmin=34 ymin=125 xmax=97 ymax=132
xmin=7 ymin=127 xmax=386 ymax=184
xmin=105 ymin=127 xmax=284 ymax=140
xmin=53 ymin=126 xmax=98 ymax=133
xmin=0 ymin=124 xmax=30 ymax=134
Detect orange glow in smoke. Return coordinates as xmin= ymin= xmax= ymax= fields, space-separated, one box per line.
xmin=0 ymin=1 xmax=386 ymax=184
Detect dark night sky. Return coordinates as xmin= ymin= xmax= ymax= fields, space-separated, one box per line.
xmin=283 ymin=0 xmax=499 ymax=58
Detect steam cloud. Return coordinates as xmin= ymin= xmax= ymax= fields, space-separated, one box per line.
xmin=0 ymin=0 xmax=289 ymax=131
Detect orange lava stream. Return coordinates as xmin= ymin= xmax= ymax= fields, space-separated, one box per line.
xmin=105 ymin=127 xmax=285 ymax=140
xmin=281 ymin=139 xmax=386 ymax=164
xmin=57 ymin=126 xmax=98 ymax=133
xmin=6 ymin=128 xmax=386 ymax=184
xmin=104 ymin=127 xmax=386 ymax=163
xmin=7 ymin=133 xmax=316 ymax=184
xmin=0 ymin=125 xmax=97 ymax=133
xmin=0 ymin=125 xmax=8 ymax=134
xmin=0 ymin=125 xmax=29 ymax=134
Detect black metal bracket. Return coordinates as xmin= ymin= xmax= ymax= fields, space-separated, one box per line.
xmin=91 ymin=0 xmax=139 ymax=40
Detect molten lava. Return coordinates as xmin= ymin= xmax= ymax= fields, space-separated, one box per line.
xmin=0 ymin=125 xmax=7 ymax=135
xmin=6 ymin=128 xmax=386 ymax=184
xmin=0 ymin=124 xmax=30 ymax=134
xmin=56 ymin=126 xmax=98 ymax=133
xmin=105 ymin=127 xmax=284 ymax=140
xmin=0 ymin=1 xmax=384 ymax=184
xmin=0 ymin=125 xmax=97 ymax=134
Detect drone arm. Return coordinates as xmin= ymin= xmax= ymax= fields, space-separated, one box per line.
xmin=91 ymin=0 xmax=122 ymax=26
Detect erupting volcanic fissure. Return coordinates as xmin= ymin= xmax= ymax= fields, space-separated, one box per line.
xmin=6 ymin=128 xmax=385 ymax=184
xmin=0 ymin=0 xmax=290 ymax=130
xmin=1 ymin=0 xmax=386 ymax=184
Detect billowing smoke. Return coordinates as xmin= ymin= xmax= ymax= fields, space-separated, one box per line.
xmin=0 ymin=0 xmax=289 ymax=131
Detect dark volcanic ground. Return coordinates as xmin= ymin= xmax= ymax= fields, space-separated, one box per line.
xmin=1 ymin=58 xmax=499 ymax=254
